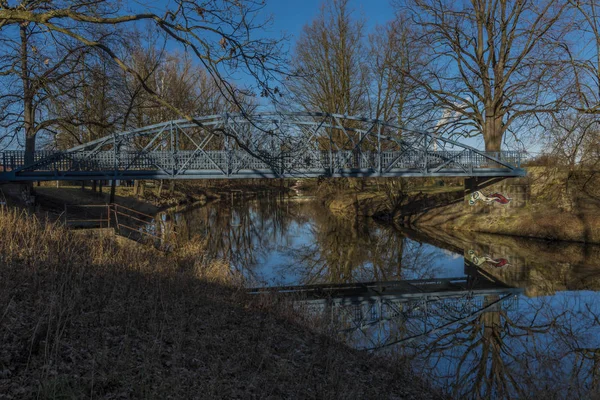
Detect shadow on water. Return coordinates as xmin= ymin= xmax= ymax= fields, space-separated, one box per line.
xmin=153 ymin=194 xmax=600 ymax=399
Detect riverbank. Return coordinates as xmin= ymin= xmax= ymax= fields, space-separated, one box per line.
xmin=28 ymin=180 xmax=292 ymax=211
xmin=408 ymin=167 xmax=600 ymax=243
xmin=317 ymin=169 xmax=600 ymax=244
xmin=407 ymin=201 xmax=600 ymax=243
xmin=0 ymin=209 xmax=440 ymax=399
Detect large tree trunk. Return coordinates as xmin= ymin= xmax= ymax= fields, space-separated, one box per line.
xmin=484 ymin=114 xmax=503 ymax=153
xmin=20 ymin=24 xmax=36 ymax=204
xmin=21 ymin=25 xmax=36 ymax=167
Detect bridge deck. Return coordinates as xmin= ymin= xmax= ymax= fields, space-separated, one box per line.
xmin=0 ymin=149 xmax=525 ymax=181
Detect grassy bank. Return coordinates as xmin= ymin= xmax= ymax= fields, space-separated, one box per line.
xmin=313 ymin=170 xmax=600 ymax=244
xmin=0 ymin=209 xmax=438 ymax=399
xmin=407 ymin=167 xmax=600 ymax=243
xmin=407 ymin=201 xmax=600 ymax=244
xmin=310 ymin=178 xmax=463 ymax=220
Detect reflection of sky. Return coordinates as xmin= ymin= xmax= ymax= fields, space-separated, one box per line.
xmin=232 ymin=200 xmax=600 ymax=397
xmin=251 ymin=220 xmax=314 ymax=286
xmin=401 ymin=239 xmax=465 ymax=280
xmin=176 ymin=198 xmax=600 ymax=398
xmin=248 ymin=223 xmax=467 ymax=287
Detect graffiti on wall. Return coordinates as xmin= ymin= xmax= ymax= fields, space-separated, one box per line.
xmin=469 ymin=191 xmax=511 ymax=206
xmin=468 ymin=249 xmax=511 ymax=268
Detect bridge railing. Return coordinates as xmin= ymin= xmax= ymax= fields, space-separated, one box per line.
xmin=1 ymin=149 xmax=523 ymax=175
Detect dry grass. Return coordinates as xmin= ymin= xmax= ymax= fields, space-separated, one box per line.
xmin=0 ymin=209 xmax=440 ymax=399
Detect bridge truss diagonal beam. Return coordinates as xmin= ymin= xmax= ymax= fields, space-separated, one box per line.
xmin=0 ymin=112 xmax=526 ymax=181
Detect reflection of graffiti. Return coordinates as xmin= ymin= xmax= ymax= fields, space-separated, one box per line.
xmin=469 ymin=190 xmax=511 ymax=206
xmin=468 ymin=249 xmax=510 ymax=268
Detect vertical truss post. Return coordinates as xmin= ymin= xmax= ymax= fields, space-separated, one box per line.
xmin=469 ymin=150 xmax=473 ymax=175
xmin=272 ymin=124 xmax=283 ymax=177
xmin=280 ymin=147 xmax=284 ymax=177
xmin=225 ymin=127 xmax=231 ymax=177
xmin=377 ymin=123 xmax=382 ymax=175
xmin=328 ymin=117 xmax=334 ymax=175
xmin=358 ymin=130 xmax=362 ymax=169
xmin=170 ymin=122 xmax=175 ymax=176
xmin=175 ymin=123 xmax=180 ymax=173
xmin=113 ymin=131 xmax=118 ymax=182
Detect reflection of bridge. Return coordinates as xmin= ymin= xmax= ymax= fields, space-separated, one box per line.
xmin=250 ymin=265 xmax=522 ymax=350
xmin=0 ymin=113 xmax=525 ymax=181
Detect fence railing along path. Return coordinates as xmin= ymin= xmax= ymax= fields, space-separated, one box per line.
xmin=64 ymin=203 xmax=175 ymax=249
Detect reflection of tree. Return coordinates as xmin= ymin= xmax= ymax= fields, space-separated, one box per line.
xmin=284 ymin=205 xmax=444 ymax=285
xmin=157 ymin=195 xmax=448 ymax=286
xmin=399 ymin=294 xmax=600 ymax=399
xmin=155 ymin=196 xmax=600 ymax=398
xmin=418 ymin=296 xmax=532 ymax=399
xmin=158 ymin=193 xmax=300 ymax=283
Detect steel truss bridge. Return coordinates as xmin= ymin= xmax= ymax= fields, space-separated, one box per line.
xmin=0 ymin=112 xmax=526 ymax=182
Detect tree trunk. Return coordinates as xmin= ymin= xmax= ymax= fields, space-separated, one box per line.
xmin=92 ymin=180 xmax=97 ymax=193
xmin=484 ymin=114 xmax=503 ymax=153
xmin=20 ymin=25 xmax=36 ymax=167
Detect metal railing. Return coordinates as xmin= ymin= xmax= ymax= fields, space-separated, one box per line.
xmin=64 ymin=203 xmax=175 ymax=249
xmin=1 ymin=149 xmax=523 ymax=175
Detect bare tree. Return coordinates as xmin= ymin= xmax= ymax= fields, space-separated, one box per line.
xmin=394 ymin=0 xmax=571 ymax=151
xmin=49 ymin=51 xmax=124 ymax=150
xmin=0 ymin=0 xmax=285 ymax=163
xmin=566 ymin=0 xmax=600 ymax=115
xmin=545 ymin=1 xmax=600 ymax=172
xmin=288 ymin=0 xmax=369 ymax=116
xmin=529 ymin=1 xmax=600 ymax=185
xmin=0 ymin=14 xmax=90 ymax=159
xmin=367 ymin=19 xmax=426 ymax=129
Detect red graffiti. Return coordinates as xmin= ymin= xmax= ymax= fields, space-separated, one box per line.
xmin=488 ymin=193 xmax=511 ymax=204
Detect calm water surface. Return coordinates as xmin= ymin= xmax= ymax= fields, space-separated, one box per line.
xmin=156 ymin=194 xmax=600 ymax=399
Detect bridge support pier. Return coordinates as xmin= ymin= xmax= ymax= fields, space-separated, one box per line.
xmin=19 ymin=183 xmax=35 ymax=207
xmin=110 ymin=180 xmax=116 ymax=204
xmin=464 ymin=177 xmax=484 ymax=205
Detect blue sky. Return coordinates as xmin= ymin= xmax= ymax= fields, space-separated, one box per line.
xmin=262 ymin=0 xmax=395 ymax=46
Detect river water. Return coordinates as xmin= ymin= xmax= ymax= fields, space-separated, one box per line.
xmin=156 ymin=194 xmax=600 ymax=399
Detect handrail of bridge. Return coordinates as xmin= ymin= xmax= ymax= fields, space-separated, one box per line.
xmin=0 ymin=112 xmax=528 ymax=180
